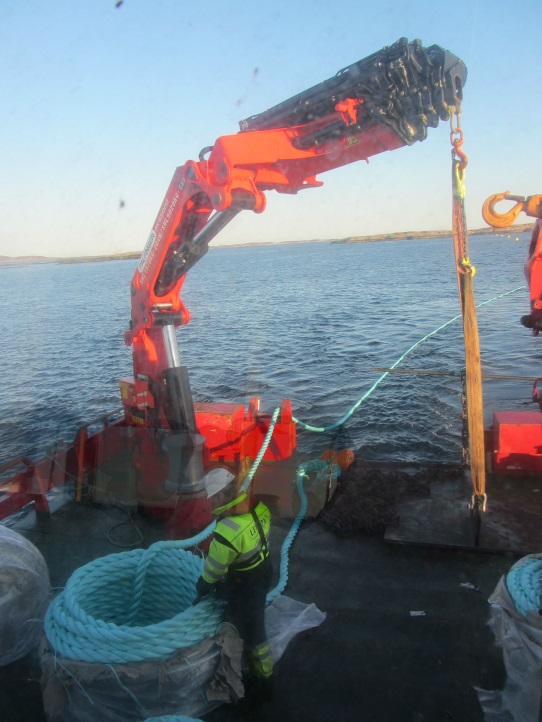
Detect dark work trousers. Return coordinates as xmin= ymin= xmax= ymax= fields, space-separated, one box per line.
xmin=217 ymin=556 xmax=273 ymax=657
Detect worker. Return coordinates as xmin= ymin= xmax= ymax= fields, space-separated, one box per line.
xmin=192 ymin=466 xmax=274 ymax=692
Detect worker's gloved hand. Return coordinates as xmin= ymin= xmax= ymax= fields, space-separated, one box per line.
xmin=192 ymin=577 xmax=214 ymax=606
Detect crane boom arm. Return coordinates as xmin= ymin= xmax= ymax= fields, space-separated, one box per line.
xmin=123 ymin=37 xmax=466 ymax=432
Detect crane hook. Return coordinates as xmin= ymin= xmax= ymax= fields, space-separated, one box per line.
xmin=482 ymin=191 xmax=542 ymax=228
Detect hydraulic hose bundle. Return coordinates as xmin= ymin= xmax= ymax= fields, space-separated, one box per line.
xmin=240 ymin=37 xmax=466 ymax=146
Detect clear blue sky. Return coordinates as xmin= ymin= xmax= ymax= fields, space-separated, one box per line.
xmin=1 ymin=0 xmax=541 ymax=257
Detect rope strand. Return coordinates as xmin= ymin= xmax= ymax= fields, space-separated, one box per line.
xmin=293 ymin=287 xmax=526 ymax=433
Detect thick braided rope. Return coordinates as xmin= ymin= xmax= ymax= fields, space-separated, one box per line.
xmin=44 ymin=414 xmax=285 ymax=664
xmin=127 ymin=412 xmax=283 ymax=626
xmin=241 ymin=407 xmax=280 ymax=492
xmin=43 ymin=464 xmax=318 ymax=662
xmin=126 ymin=523 xmax=217 ymax=624
xmin=44 ymin=412 xmax=328 ymax=665
xmin=44 ymin=547 xmax=225 ymax=663
xmin=506 ymin=556 xmax=542 ymax=618
xmin=293 ymin=287 xmax=526 ymax=433
xmin=267 ymin=459 xmax=339 ymax=603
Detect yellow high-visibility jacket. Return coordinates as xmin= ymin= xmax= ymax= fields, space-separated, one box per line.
xmin=202 ymin=502 xmax=270 ymax=584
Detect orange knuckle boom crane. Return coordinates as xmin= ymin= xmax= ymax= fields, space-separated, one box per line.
xmin=0 ymin=38 xmax=466 ymax=527
xmin=116 ymin=37 xmax=466 ymax=528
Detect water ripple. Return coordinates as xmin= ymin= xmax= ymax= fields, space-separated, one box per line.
xmin=0 ymin=234 xmax=536 ymax=465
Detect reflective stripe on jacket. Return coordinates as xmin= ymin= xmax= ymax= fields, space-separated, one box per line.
xmin=202 ymin=501 xmax=270 ymax=584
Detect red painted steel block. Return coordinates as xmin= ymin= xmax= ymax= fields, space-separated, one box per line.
xmin=491 ymin=411 xmax=542 ymax=472
xmin=194 ymin=398 xmax=296 ymax=463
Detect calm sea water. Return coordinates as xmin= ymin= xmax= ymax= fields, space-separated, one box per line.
xmin=0 ymin=233 xmax=538 ymax=467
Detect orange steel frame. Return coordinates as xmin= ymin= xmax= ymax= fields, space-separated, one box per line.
xmin=125 ymin=111 xmax=406 ymax=392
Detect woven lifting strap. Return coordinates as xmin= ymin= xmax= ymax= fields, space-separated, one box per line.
xmin=451 ymin=117 xmax=486 ymax=513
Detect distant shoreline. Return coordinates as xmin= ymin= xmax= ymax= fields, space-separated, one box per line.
xmin=0 ymin=224 xmax=533 ymax=267
xmin=331 ymin=223 xmax=533 ymax=244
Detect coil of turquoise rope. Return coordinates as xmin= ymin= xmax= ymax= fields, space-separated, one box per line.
xmin=506 ymin=555 xmax=542 ymax=618
xmin=43 ymin=411 xmax=316 ymax=664
xmin=44 ymin=546 xmax=226 ymax=663
xmin=43 ymin=459 xmax=338 ymax=664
